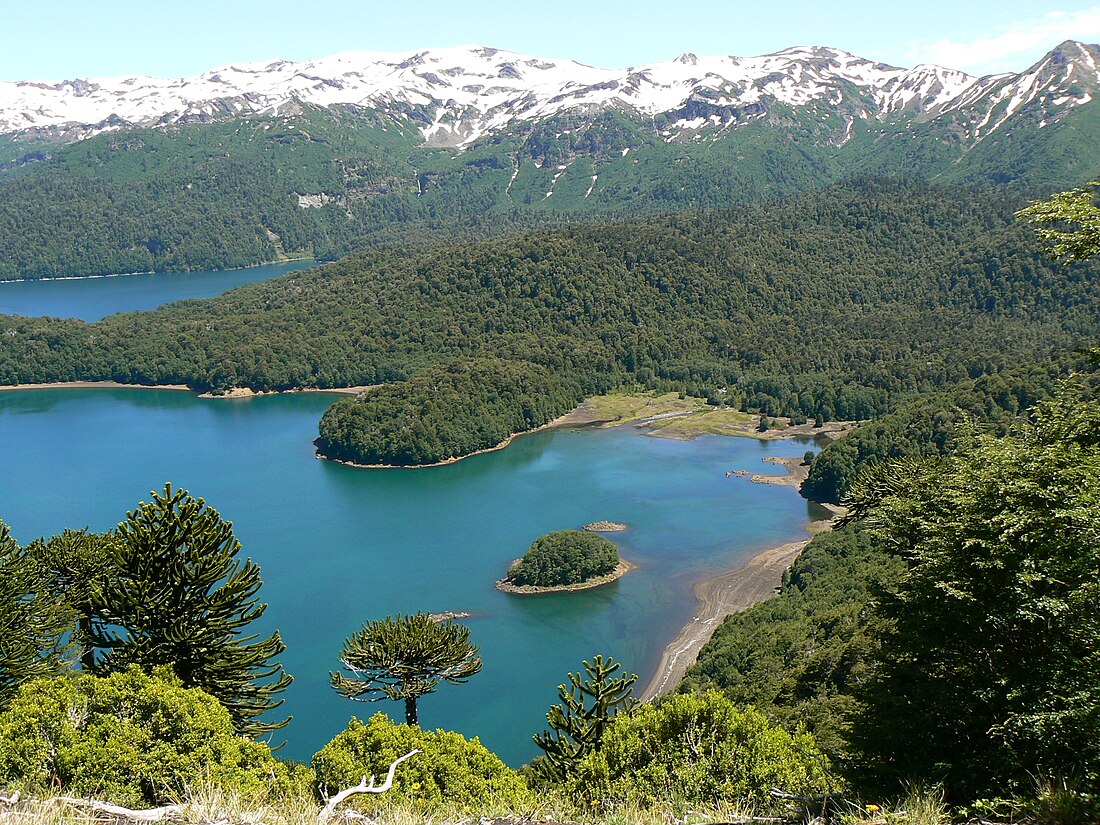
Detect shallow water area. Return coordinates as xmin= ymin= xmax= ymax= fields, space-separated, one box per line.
xmin=0 ymin=387 xmax=816 ymax=765
xmin=0 ymin=261 xmax=316 ymax=321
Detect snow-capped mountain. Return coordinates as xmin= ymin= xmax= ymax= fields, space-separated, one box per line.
xmin=1 ymin=41 xmax=1096 ymax=147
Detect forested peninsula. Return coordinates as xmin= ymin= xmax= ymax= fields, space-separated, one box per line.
xmin=2 ymin=179 xmax=1099 ymax=472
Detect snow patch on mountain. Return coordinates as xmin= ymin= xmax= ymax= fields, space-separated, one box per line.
xmin=0 ymin=41 xmax=1096 ymax=146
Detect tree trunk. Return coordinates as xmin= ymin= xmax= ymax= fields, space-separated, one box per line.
xmin=78 ymin=613 xmax=96 ymax=671
xmin=404 ymin=696 xmax=418 ymax=726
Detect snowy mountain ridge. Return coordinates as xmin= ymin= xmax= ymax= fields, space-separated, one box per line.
xmin=0 ymin=40 xmax=1096 ymax=147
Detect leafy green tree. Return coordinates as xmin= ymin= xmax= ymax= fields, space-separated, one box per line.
xmin=845 ymin=388 xmax=1100 ymax=800
xmin=312 ymin=712 xmax=531 ymax=811
xmin=27 ymin=529 xmax=119 ymax=670
xmin=0 ymin=666 xmax=305 ymax=807
xmin=569 ymin=691 xmax=831 ymax=808
xmin=330 ymin=614 xmax=482 ymax=726
xmin=532 ymin=654 xmax=637 ymax=781
xmin=0 ymin=522 xmax=70 ymax=707
xmin=1018 ymin=181 xmax=1100 ymax=263
xmin=95 ymin=484 xmax=292 ymax=737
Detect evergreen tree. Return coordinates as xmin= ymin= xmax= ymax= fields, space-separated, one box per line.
xmin=27 ymin=529 xmax=118 ymax=671
xmin=533 ymin=654 xmax=637 ymax=781
xmin=330 ymin=613 xmax=482 ymax=726
xmin=0 ymin=521 xmax=70 ymax=707
xmin=95 ymin=484 xmax=292 ymax=737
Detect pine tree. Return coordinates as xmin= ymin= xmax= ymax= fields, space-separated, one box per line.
xmin=330 ymin=613 xmax=482 ymax=726
xmin=95 ymin=484 xmax=292 ymax=737
xmin=533 ymin=654 xmax=637 ymax=780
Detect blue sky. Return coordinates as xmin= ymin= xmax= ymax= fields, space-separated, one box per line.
xmin=4 ymin=1 xmax=1100 ymax=81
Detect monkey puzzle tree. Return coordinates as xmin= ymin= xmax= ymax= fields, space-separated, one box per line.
xmin=26 ymin=528 xmax=119 ymax=671
xmin=95 ymin=484 xmax=292 ymax=737
xmin=0 ymin=521 xmax=70 ymax=708
xmin=330 ymin=613 xmax=482 ymax=726
xmin=533 ymin=654 xmax=638 ymax=781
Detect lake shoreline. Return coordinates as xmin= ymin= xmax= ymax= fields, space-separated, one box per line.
xmin=319 ymin=401 xmax=618 ymax=469
xmin=0 ymin=380 xmax=371 ymax=397
xmin=0 ymin=257 xmax=318 ymax=285
xmin=638 ymin=476 xmax=843 ymax=702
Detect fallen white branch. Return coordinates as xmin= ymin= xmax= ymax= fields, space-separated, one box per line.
xmin=319 ymin=749 xmax=420 ymax=820
xmin=52 ymin=796 xmax=184 ymax=822
xmin=0 ymin=791 xmax=20 ymax=805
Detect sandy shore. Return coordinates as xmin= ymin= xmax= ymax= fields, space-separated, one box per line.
xmin=0 ymin=380 xmax=192 ymax=392
xmin=639 ymin=505 xmax=841 ymax=702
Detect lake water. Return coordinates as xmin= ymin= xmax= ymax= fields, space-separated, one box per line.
xmin=0 ymin=387 xmax=817 ymax=765
xmin=0 ymin=261 xmax=317 ymax=321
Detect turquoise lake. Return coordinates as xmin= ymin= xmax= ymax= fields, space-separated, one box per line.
xmin=0 ymin=261 xmax=316 ymax=321
xmin=0 ymin=387 xmax=818 ymax=765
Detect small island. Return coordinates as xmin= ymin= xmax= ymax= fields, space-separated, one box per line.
xmin=497 ymin=529 xmax=635 ymax=594
xmin=584 ymin=520 xmax=628 ymax=532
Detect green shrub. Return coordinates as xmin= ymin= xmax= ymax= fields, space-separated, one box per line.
xmin=0 ymin=666 xmax=300 ymax=806
xmin=312 ymin=713 xmax=532 ymax=811
xmin=507 ymin=530 xmax=619 ymax=587
xmin=570 ymin=692 xmax=831 ymax=808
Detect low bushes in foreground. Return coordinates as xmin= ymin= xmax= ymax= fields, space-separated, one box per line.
xmin=0 ymin=667 xmax=306 ymax=807
xmin=312 ymin=713 xmax=533 ymax=812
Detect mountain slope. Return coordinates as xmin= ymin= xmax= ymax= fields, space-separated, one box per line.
xmin=0 ymin=42 xmax=1098 ymax=278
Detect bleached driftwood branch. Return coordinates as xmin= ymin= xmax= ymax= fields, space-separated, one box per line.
xmin=318 ymin=749 xmax=421 ymax=820
xmin=52 ymin=796 xmax=184 ymax=822
xmin=0 ymin=791 xmax=21 ymax=806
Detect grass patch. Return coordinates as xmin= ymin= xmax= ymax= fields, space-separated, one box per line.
xmin=644 ymin=408 xmax=758 ymax=437
xmin=584 ymin=391 xmax=708 ymax=424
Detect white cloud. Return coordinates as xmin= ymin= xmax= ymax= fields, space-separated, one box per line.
xmin=906 ymin=7 xmax=1100 ymax=75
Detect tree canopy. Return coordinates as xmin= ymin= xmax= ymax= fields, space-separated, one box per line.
xmin=0 ymin=522 xmax=70 ymax=707
xmin=507 ymin=530 xmax=620 ymax=588
xmin=844 ymin=388 xmax=1100 ymax=800
xmin=1018 ymin=181 xmax=1100 ymax=263
xmin=95 ymin=484 xmax=292 ymax=737
xmin=330 ymin=614 xmax=482 ymax=727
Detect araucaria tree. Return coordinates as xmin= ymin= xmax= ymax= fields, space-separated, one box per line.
xmin=533 ymin=654 xmax=637 ymax=781
xmin=0 ymin=522 xmax=70 ymax=708
xmin=844 ymin=389 xmax=1100 ymax=800
xmin=330 ymin=613 xmax=482 ymax=726
xmin=95 ymin=484 xmax=292 ymax=737
xmin=27 ymin=529 xmax=119 ymax=671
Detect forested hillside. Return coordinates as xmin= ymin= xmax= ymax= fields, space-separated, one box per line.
xmin=1 ymin=77 xmax=1097 ymax=279
xmin=1 ymin=178 xmax=1096 ymax=464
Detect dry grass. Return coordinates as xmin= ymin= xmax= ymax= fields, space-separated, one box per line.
xmin=0 ymin=788 xmax=765 ymax=825
xmin=643 ymin=408 xmax=757 ymax=437
xmin=583 ymin=392 xmax=708 ymax=425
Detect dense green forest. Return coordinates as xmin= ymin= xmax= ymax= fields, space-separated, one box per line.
xmin=316 ymin=359 xmax=582 ymax=466
xmin=1 ymin=178 xmax=1097 ymax=466
xmin=1 ymin=92 xmax=1095 ymax=279
xmin=802 ymin=352 xmax=1100 ymax=502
